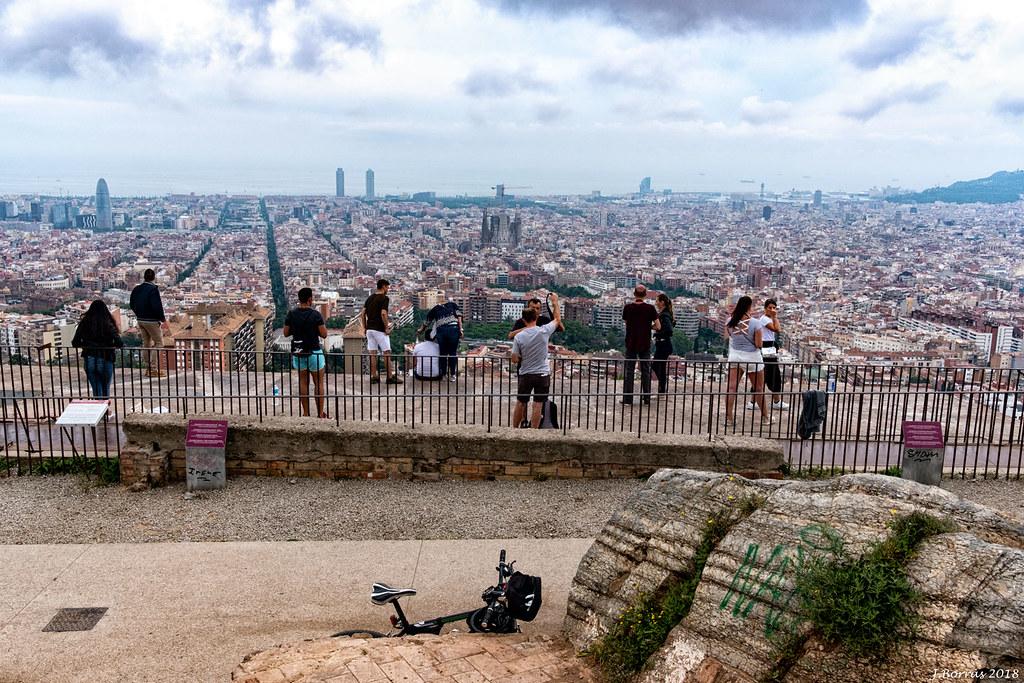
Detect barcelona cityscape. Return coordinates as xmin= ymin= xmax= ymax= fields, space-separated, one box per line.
xmin=2 ymin=1 xmax=1023 ymax=682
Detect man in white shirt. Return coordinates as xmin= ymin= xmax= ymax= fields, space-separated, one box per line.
xmin=412 ymin=339 xmax=441 ymax=380
xmin=510 ymin=293 xmax=563 ymax=428
xmin=757 ymin=298 xmax=788 ymax=410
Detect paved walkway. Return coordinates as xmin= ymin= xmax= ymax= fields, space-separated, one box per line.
xmin=233 ymin=632 xmax=597 ymax=683
xmin=0 ymin=539 xmax=591 ymax=683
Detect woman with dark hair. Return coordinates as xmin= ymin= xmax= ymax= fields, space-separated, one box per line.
xmin=652 ymin=293 xmax=674 ymax=395
xmin=724 ymin=296 xmax=772 ymax=427
xmin=71 ymin=300 xmax=123 ymax=399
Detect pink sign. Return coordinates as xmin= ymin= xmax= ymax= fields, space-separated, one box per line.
xmin=185 ymin=419 xmax=229 ymax=449
xmin=902 ymin=421 xmax=944 ymax=450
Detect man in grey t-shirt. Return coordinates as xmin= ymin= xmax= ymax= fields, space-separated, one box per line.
xmin=510 ymin=293 xmax=563 ymax=428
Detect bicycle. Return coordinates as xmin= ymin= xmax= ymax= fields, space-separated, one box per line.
xmin=332 ymin=549 xmax=541 ymax=638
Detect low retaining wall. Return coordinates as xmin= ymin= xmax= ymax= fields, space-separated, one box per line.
xmin=119 ymin=414 xmax=784 ymax=486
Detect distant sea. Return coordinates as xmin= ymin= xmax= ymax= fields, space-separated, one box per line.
xmin=0 ymin=168 xmax=793 ymax=198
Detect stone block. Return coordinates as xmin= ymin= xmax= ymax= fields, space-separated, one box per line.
xmin=564 ymin=469 xmax=1024 ymax=682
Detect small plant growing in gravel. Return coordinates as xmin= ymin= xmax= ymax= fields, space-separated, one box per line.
xmin=31 ymin=457 xmax=120 ymax=486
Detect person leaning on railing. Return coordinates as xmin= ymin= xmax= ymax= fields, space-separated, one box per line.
xmin=129 ymin=268 xmax=170 ymax=378
xmin=652 ymin=293 xmax=675 ymax=395
xmin=71 ymin=299 xmax=124 ymax=401
xmin=284 ymin=286 xmax=329 ymax=418
xmin=724 ymin=295 xmax=774 ymax=427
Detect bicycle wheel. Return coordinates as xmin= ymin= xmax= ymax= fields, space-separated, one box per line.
xmin=467 ymin=607 xmax=517 ymax=634
xmin=332 ymin=628 xmax=386 ymax=638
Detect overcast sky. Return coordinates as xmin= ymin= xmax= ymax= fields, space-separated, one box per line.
xmin=1 ymin=0 xmax=1022 ymax=197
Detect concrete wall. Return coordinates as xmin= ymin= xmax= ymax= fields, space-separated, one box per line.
xmin=119 ymin=414 xmax=784 ymax=486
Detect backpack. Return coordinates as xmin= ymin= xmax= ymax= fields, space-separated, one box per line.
xmin=289 ymin=309 xmax=320 ymax=358
xmin=505 ymin=571 xmax=542 ymax=622
xmin=539 ymin=399 xmax=559 ymax=429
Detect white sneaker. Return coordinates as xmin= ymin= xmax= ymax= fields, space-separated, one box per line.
xmin=449 ymin=375 xmax=457 ymax=383
xmin=772 ymin=401 xmax=790 ymax=410
xmin=745 ymin=402 xmax=756 ymax=411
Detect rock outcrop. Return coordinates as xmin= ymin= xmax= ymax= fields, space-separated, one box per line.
xmin=564 ymin=470 xmax=1024 ymax=682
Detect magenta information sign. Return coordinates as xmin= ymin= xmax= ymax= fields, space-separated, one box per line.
xmin=185 ymin=419 xmax=229 ymax=449
xmin=902 ymin=421 xmax=945 ymax=450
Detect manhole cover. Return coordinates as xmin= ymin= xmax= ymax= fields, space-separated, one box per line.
xmin=42 ymin=607 xmax=108 ymax=632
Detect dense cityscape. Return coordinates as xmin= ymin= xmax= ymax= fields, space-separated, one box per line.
xmin=1 ymin=173 xmax=1022 ymax=375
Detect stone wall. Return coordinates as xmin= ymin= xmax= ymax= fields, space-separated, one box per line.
xmin=565 ymin=470 xmax=1024 ymax=682
xmin=118 ymin=414 xmax=784 ymax=486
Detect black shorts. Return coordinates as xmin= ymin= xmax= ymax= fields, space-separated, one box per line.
xmin=517 ymin=374 xmax=550 ymax=403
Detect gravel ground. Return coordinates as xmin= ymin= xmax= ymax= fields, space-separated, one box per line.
xmin=0 ymin=476 xmax=644 ymax=544
xmin=0 ymin=475 xmax=1020 ymax=545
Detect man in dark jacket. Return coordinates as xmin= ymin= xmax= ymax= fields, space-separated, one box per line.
xmin=621 ymin=285 xmax=660 ymax=405
xmin=130 ymin=268 xmax=169 ymax=377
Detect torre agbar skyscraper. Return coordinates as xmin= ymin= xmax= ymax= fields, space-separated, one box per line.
xmin=95 ymin=178 xmax=112 ymax=230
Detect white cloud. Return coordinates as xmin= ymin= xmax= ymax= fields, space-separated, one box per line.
xmin=0 ymin=0 xmax=1023 ymax=194
xmin=739 ymin=96 xmax=793 ymax=125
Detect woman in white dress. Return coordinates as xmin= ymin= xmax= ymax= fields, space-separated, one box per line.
xmin=725 ymin=296 xmax=773 ymax=427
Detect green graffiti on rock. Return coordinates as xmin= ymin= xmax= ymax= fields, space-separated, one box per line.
xmin=719 ymin=523 xmax=841 ymax=637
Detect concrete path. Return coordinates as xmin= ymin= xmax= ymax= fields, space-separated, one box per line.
xmin=0 ymin=539 xmax=591 ymax=683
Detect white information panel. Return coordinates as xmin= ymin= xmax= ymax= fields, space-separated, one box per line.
xmin=55 ymin=400 xmax=109 ymax=427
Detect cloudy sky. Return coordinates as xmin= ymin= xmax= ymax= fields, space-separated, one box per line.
xmin=1 ymin=0 xmax=1022 ymax=196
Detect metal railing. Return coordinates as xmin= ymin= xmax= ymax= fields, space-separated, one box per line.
xmin=1 ymin=344 xmax=1022 ymax=479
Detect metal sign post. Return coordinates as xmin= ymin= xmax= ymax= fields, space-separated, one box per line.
xmin=54 ymin=400 xmax=110 ymax=468
xmin=901 ymin=421 xmax=944 ymax=486
xmin=185 ymin=419 xmax=228 ymax=492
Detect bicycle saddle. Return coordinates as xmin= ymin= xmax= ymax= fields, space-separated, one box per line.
xmin=371 ymin=582 xmax=417 ymax=605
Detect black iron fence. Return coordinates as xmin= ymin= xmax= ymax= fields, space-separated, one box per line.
xmin=1 ymin=344 xmax=1022 ymax=479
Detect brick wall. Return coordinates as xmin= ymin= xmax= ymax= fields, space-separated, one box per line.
xmin=120 ymin=414 xmax=785 ymax=487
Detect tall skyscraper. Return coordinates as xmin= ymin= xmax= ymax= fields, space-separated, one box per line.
xmin=813 ymin=189 xmax=822 ymax=207
xmin=335 ymin=168 xmax=345 ymax=197
xmin=95 ymin=178 xmax=112 ymax=230
xmin=639 ymin=177 xmax=652 ymax=195
xmin=365 ymin=169 xmax=375 ymax=199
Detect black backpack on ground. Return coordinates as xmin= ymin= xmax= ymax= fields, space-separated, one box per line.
xmin=539 ymin=399 xmax=559 ymax=429
xmin=505 ymin=571 xmax=542 ymax=621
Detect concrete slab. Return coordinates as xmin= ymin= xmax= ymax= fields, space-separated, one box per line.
xmin=0 ymin=538 xmax=592 ymax=683
xmin=0 ymin=545 xmax=87 ymax=624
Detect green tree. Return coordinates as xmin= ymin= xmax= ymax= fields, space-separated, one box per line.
xmin=122 ymin=332 xmax=143 ymax=348
xmin=650 ymin=279 xmax=703 ymax=299
xmin=671 ymin=330 xmax=694 ymax=355
xmin=261 ymin=199 xmax=288 ymax=327
xmin=696 ymin=328 xmax=726 ymax=354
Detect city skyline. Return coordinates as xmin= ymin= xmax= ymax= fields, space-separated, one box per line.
xmin=2 ymin=1 xmax=1024 ymax=196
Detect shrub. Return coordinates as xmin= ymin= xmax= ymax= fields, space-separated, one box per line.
xmin=32 ymin=457 xmax=121 ymax=486
xmin=793 ymin=512 xmax=955 ymax=663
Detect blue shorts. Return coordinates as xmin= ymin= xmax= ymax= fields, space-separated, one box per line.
xmin=292 ymin=350 xmax=326 ymax=372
